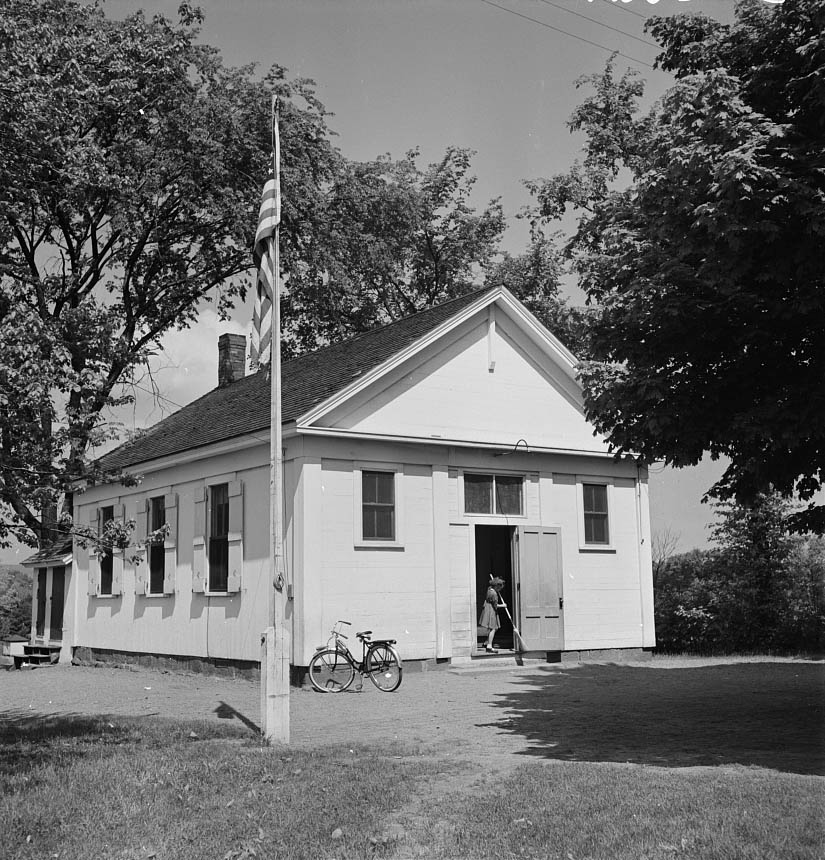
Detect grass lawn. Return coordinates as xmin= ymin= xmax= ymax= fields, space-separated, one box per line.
xmin=1 ymin=713 xmax=822 ymax=860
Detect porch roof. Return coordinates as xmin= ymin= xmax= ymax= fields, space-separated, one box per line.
xmin=21 ymin=536 xmax=73 ymax=568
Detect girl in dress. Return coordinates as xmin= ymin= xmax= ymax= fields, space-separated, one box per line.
xmin=479 ymin=576 xmax=506 ymax=652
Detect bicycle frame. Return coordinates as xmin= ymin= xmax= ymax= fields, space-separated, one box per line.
xmin=308 ymin=620 xmax=403 ymax=693
xmin=325 ymin=621 xmax=377 ymax=674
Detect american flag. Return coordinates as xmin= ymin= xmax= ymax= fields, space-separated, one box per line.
xmin=250 ymin=101 xmax=281 ymax=368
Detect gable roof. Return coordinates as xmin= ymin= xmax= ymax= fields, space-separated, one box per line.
xmin=98 ymin=287 xmax=498 ymax=473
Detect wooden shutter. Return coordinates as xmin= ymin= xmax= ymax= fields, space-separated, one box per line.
xmin=87 ymin=508 xmax=100 ymax=596
xmin=110 ymin=503 xmax=125 ymax=596
xmin=226 ymin=480 xmax=243 ymax=593
xmin=132 ymin=499 xmax=149 ymax=596
xmin=163 ymin=492 xmax=178 ymax=595
xmin=192 ymin=487 xmax=207 ymax=593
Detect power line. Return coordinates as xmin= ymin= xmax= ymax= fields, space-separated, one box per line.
xmin=597 ymin=0 xmax=649 ymax=21
xmin=479 ymin=0 xmax=656 ymax=70
xmin=536 ymin=0 xmax=659 ymax=48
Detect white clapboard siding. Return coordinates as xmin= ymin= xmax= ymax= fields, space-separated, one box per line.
xmin=314 ymin=313 xmax=608 ymax=454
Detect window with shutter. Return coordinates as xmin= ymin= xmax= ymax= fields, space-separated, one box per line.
xmin=148 ymin=496 xmax=166 ymax=595
xmin=208 ymin=483 xmax=229 ymax=593
xmin=99 ymin=505 xmax=114 ymax=595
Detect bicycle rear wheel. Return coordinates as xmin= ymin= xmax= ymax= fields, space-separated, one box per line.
xmin=366 ymin=643 xmax=402 ymax=692
xmin=307 ymin=648 xmax=355 ymax=692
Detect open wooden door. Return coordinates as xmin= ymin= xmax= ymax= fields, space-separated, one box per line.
xmin=516 ymin=527 xmax=563 ymax=651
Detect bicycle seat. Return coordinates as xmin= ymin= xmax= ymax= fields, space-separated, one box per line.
xmin=356 ymin=630 xmax=372 ymax=641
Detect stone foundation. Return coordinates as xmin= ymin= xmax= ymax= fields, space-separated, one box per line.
xmin=72 ymin=646 xmax=260 ymax=681
xmin=71 ymin=646 xmax=652 ymax=684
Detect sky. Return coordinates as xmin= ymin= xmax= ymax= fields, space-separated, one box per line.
xmin=2 ymin=0 xmax=741 ymax=564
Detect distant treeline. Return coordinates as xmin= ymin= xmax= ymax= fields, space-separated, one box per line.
xmin=654 ymin=495 xmax=825 ymax=655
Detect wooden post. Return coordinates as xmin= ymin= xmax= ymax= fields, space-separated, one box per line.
xmin=261 ymin=96 xmax=289 ymax=743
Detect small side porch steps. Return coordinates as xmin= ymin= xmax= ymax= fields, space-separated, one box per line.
xmin=14 ymin=643 xmax=61 ymax=669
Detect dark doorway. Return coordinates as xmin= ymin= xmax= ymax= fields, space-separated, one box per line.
xmin=35 ymin=568 xmax=47 ymax=638
xmin=49 ymin=566 xmax=66 ymax=642
xmin=474 ymin=525 xmax=515 ymax=651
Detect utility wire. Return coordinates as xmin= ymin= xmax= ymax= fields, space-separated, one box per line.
xmin=536 ymin=0 xmax=658 ymax=47
xmin=597 ymin=0 xmax=650 ymax=21
xmin=479 ymin=0 xmax=656 ymax=70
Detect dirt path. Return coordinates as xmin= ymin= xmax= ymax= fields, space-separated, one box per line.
xmin=1 ymin=656 xmax=822 ymax=776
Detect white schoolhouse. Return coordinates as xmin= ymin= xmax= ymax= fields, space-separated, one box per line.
xmin=25 ymin=286 xmax=655 ymax=673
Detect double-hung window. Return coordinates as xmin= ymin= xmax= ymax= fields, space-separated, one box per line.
xmin=577 ymin=479 xmax=614 ymax=550
xmin=208 ymin=483 xmax=230 ymax=593
xmin=464 ymin=474 xmax=523 ymax=516
xmin=354 ymin=465 xmax=403 ymax=548
xmin=362 ymin=471 xmax=395 ymax=541
xmin=192 ymin=481 xmax=242 ymax=594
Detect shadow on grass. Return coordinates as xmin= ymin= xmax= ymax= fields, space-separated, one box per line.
xmin=481 ymin=662 xmax=825 ymax=775
xmin=0 ymin=711 xmax=251 ymax=780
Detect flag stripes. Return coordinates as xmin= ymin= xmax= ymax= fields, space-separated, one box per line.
xmin=251 ymin=108 xmax=281 ymax=368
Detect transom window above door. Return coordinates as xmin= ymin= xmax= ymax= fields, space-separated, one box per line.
xmin=464 ymin=474 xmax=523 ymax=516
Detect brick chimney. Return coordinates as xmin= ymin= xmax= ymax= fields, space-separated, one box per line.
xmin=218 ymin=333 xmax=247 ymax=386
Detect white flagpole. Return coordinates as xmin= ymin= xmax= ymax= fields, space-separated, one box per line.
xmin=262 ymin=94 xmax=289 ymax=743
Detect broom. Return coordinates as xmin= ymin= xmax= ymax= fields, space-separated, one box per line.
xmin=501 ymin=603 xmax=528 ymax=653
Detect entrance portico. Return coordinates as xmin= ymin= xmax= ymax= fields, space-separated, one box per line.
xmin=21 ymin=537 xmax=73 ymax=665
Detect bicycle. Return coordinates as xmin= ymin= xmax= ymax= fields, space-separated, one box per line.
xmin=307 ymin=620 xmax=403 ymax=693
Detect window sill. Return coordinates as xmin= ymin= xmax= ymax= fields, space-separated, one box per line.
xmin=464 ymin=512 xmax=527 ymax=520
xmin=354 ymin=540 xmax=405 ymax=551
xmin=142 ymin=593 xmax=173 ymax=599
xmin=578 ymin=545 xmax=616 ymax=554
xmin=93 ymin=593 xmax=122 ymax=599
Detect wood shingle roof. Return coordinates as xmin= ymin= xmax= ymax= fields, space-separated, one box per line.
xmin=98 ymin=287 xmax=496 ymax=472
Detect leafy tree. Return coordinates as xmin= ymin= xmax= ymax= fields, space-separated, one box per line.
xmin=0 ymin=1 xmax=509 ymax=549
xmin=527 ymin=0 xmax=825 ymax=532
xmin=282 ymin=147 xmax=506 ymax=353
xmin=708 ymin=491 xmax=797 ymax=650
xmin=0 ymin=0 xmax=341 ymax=547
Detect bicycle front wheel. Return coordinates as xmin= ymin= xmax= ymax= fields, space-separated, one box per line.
xmin=307 ymin=649 xmax=355 ymax=693
xmin=366 ymin=643 xmax=402 ymax=692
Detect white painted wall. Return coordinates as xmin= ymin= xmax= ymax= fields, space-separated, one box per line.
xmin=72 ymin=445 xmax=271 ymax=663
xmin=315 ymin=312 xmax=610 ymax=455
xmin=69 ymin=436 xmax=654 ymax=666
xmin=293 ymin=436 xmax=654 ymax=665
